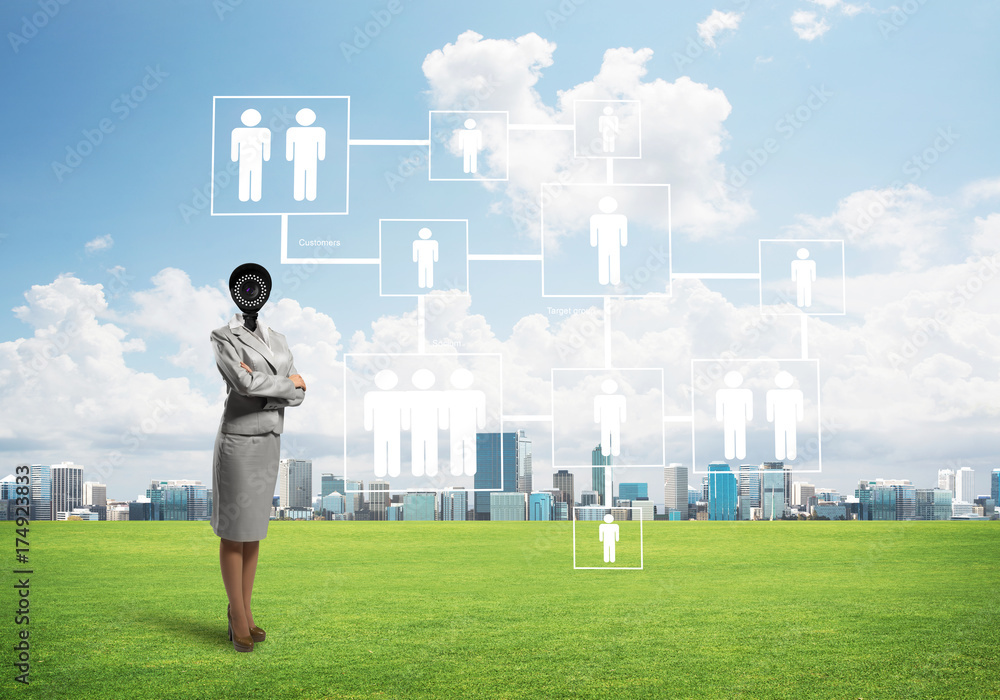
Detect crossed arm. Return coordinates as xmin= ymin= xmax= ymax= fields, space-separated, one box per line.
xmin=211 ymin=330 xmax=306 ymax=408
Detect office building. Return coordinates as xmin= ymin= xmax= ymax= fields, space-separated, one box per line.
xmin=474 ymin=432 xmax=522 ymax=520
xmin=760 ymin=462 xmax=787 ymax=520
xmin=440 ymin=489 xmax=468 ymax=521
xmin=403 ymin=491 xmax=436 ymax=521
xmin=83 ymin=482 xmax=107 ymax=507
xmin=937 ymin=468 xmax=956 ymax=495
xmin=632 ymin=497 xmax=654 ymax=521
xmin=890 ymin=482 xmax=916 ymax=521
xmin=581 ymin=490 xmax=599 ymax=506
xmin=552 ymin=470 xmax=575 ymax=510
xmin=915 ymin=488 xmax=952 ymax=520
xmin=738 ymin=465 xmax=761 ymax=520
xmin=992 ymin=469 xmax=999 ymax=504
xmin=516 ymin=430 xmax=533 ymax=494
xmin=955 ymin=467 xmax=975 ymax=504
xmin=812 ymin=502 xmax=847 ymax=520
xmin=51 ymin=462 xmax=83 ymax=519
xmin=28 ymin=465 xmax=52 ymax=520
xmin=322 ymin=492 xmax=346 ymax=516
xmin=554 ymin=501 xmax=569 ymax=521
xmin=167 ymin=480 xmax=208 ymax=521
xmin=387 ymin=504 xmax=404 ymax=521
xmin=490 ymin=492 xmax=526 ymax=521
xmin=592 ymin=444 xmax=612 ymax=506
xmin=368 ymin=480 xmax=390 ymax=520
xmin=791 ymin=482 xmax=815 ymax=508
xmin=708 ymin=462 xmax=738 ymax=521
xmin=873 ymin=486 xmax=897 ymax=520
xmin=279 ymin=459 xmax=312 ymax=510
xmin=528 ymin=492 xmax=553 ymax=521
xmin=619 ymin=483 xmax=648 ymax=502
xmin=663 ymin=463 xmax=688 ymax=518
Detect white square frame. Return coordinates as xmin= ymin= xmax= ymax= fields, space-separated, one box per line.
xmin=572 ymin=506 xmax=644 ymax=570
xmin=428 ymin=110 xmax=509 ymax=182
xmin=758 ymin=239 xmax=847 ymax=316
xmin=378 ymin=219 xmax=471 ymax=297
xmin=210 ymin=95 xmax=351 ymax=216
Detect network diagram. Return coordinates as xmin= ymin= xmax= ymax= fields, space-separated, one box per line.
xmin=210 ymin=93 xmax=847 ymax=562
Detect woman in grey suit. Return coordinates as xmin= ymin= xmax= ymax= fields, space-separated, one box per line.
xmin=210 ymin=263 xmax=306 ymax=652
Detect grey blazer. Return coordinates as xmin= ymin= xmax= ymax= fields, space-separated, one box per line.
xmin=210 ymin=318 xmax=305 ymax=435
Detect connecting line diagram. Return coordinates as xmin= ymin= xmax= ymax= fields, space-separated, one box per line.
xmin=210 ymin=94 xmax=847 ymax=485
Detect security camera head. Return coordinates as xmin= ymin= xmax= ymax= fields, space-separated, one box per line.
xmin=229 ymin=263 xmax=271 ymax=330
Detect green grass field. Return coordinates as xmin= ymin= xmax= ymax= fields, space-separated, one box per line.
xmin=2 ymin=520 xmax=998 ymax=699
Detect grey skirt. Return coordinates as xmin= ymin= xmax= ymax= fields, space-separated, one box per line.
xmin=210 ymin=430 xmax=280 ymax=541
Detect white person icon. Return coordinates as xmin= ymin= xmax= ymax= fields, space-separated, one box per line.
xmin=412 ymin=227 xmax=439 ymax=289
xmin=286 ymin=108 xmax=326 ymax=201
xmin=599 ymin=105 xmax=620 ymax=153
xmin=599 ymin=513 xmax=620 ymax=563
xmin=716 ymin=371 xmax=753 ymax=461
xmin=594 ymin=379 xmax=626 ymax=458
xmin=766 ymin=371 xmax=804 ymax=461
xmin=791 ymin=248 xmax=817 ymax=308
xmin=364 ymin=369 xmax=406 ymax=478
xmin=231 ymin=108 xmax=271 ymax=202
xmin=441 ymin=368 xmax=486 ymax=476
xmin=590 ymin=196 xmax=628 ymax=286
xmin=407 ymin=369 xmax=444 ymax=477
xmin=457 ymin=118 xmax=482 ymax=174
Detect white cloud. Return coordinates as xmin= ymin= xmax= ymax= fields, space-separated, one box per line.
xmin=421 ymin=32 xmax=753 ymax=240
xmin=791 ymin=10 xmax=831 ymax=40
xmin=84 ymin=234 xmax=113 ymax=253
xmin=786 ymin=184 xmax=956 ymax=271
xmin=129 ymin=267 xmax=231 ymax=375
xmin=697 ymin=10 xmax=743 ymax=49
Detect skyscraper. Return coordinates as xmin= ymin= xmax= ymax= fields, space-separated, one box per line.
xmin=552 ymin=469 xmax=575 ymax=510
xmin=51 ymin=462 xmax=83 ymax=518
xmin=516 ymin=430 xmax=532 ymax=494
xmin=592 ymin=444 xmax=612 ymax=506
xmin=992 ymin=469 xmax=999 ymax=505
xmin=83 ymin=482 xmax=107 ymax=507
xmin=279 ymin=459 xmax=312 ymax=509
xmin=440 ymin=489 xmax=468 ymax=521
xmin=368 ymin=480 xmax=390 ymax=520
xmin=955 ymin=467 xmax=975 ymax=503
xmin=663 ymin=463 xmax=688 ymax=518
xmin=937 ymin=468 xmax=956 ymax=495
xmin=791 ymin=482 xmax=815 ymax=508
xmin=474 ymin=432 xmax=522 ymax=520
xmin=738 ymin=465 xmax=761 ymax=520
xmin=760 ymin=462 xmax=786 ymax=520
xmin=707 ymin=462 xmax=738 ymax=521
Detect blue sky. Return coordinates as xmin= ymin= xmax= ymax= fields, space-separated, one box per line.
xmin=2 ymin=0 xmax=998 ymax=502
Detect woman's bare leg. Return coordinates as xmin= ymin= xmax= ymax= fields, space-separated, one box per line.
xmin=220 ymin=538 xmax=250 ymax=638
xmin=241 ymin=540 xmax=260 ymax=628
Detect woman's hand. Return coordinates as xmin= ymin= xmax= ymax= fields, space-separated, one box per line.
xmin=240 ymin=362 xmax=253 ymax=374
xmin=290 ymin=374 xmax=307 ymax=391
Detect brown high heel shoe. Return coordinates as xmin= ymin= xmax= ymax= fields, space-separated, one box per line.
xmin=227 ymin=604 xmax=253 ymax=652
xmin=248 ymin=622 xmax=266 ymax=643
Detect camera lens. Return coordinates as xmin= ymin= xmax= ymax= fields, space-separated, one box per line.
xmin=242 ymin=278 xmax=261 ymax=301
